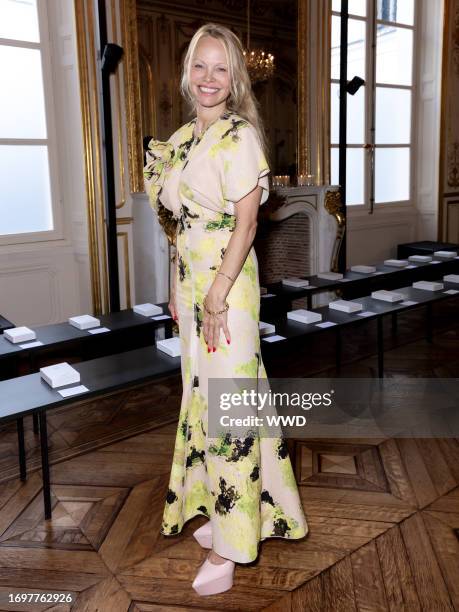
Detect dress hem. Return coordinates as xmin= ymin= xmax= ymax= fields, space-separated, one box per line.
xmin=161 ymin=511 xmax=309 ymax=564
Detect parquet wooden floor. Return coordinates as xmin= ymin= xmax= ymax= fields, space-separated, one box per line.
xmin=0 ymin=310 xmax=458 ymax=611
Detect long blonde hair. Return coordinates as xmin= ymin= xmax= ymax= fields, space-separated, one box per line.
xmin=180 ymin=23 xmax=268 ymax=160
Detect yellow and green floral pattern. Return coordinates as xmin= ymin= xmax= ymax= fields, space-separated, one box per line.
xmin=144 ymin=112 xmax=308 ymax=563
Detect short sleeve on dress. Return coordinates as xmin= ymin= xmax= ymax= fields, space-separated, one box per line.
xmin=143 ymin=139 xmax=175 ymax=213
xmin=222 ymin=123 xmax=270 ymax=207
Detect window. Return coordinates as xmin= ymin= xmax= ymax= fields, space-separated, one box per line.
xmin=0 ymin=0 xmax=61 ymax=241
xmin=330 ymin=0 xmax=416 ymax=207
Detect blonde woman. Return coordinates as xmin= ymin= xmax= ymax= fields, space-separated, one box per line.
xmin=144 ymin=23 xmax=308 ymax=596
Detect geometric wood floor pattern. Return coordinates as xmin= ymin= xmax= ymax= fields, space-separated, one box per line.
xmin=0 ymin=324 xmax=458 ymax=609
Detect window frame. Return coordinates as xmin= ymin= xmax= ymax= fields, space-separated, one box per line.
xmin=0 ymin=0 xmax=64 ymax=246
xmin=330 ymin=0 xmax=419 ymax=211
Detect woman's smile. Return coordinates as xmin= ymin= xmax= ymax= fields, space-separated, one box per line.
xmin=198 ymin=85 xmax=220 ymax=95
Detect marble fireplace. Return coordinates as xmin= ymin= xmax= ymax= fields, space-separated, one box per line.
xmin=256 ymin=185 xmax=342 ymax=282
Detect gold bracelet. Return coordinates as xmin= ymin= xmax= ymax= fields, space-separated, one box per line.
xmin=217 ymin=270 xmax=235 ymax=283
xmin=203 ymin=295 xmax=229 ymax=316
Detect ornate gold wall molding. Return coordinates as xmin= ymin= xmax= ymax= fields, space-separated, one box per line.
xmin=438 ymin=0 xmax=459 ymax=239
xmin=444 ymin=198 xmax=459 ymax=242
xmin=75 ymin=0 xmax=137 ymax=312
xmin=87 ymin=1 xmax=109 ymax=311
xmin=117 ymin=231 xmax=132 ymax=308
xmin=138 ymin=43 xmax=157 ymax=138
xmin=116 ymin=216 xmax=134 ymax=225
xmin=447 ymin=142 xmax=459 ymax=188
xmin=121 ymin=0 xmax=144 ymax=193
xmin=453 ymin=1 xmax=459 ymax=74
xmin=320 ymin=0 xmax=332 ymax=186
xmin=325 ymin=189 xmax=345 ymax=226
xmin=297 ymin=0 xmax=331 ymax=185
xmin=75 ymin=0 xmax=108 ymax=314
xmin=75 ymin=0 xmax=137 ymax=311
xmin=438 ymin=0 xmax=448 ymax=238
xmin=110 ymin=0 xmax=127 ymax=209
xmin=297 ymin=0 xmax=309 ymax=177
xmin=325 ymin=188 xmax=345 ymax=271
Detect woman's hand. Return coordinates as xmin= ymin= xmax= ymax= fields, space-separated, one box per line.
xmin=203 ymin=290 xmax=231 ymax=352
xmin=168 ymin=258 xmax=179 ymax=322
xmin=168 ymin=288 xmax=178 ymax=322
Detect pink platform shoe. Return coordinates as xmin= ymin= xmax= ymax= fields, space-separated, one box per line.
xmin=192 ymin=553 xmax=235 ymax=596
xmin=193 ymin=521 xmax=212 ymax=548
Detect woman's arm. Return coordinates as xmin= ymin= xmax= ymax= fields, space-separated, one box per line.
xmin=168 ymin=245 xmax=179 ymax=322
xmin=203 ymin=184 xmax=262 ymax=349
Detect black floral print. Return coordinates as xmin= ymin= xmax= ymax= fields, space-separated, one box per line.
xmin=215 ymin=477 xmax=242 ymax=515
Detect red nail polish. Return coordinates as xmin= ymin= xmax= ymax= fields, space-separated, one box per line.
xmin=227 ymin=339 xmax=230 ymax=344
xmin=213 ymin=347 xmax=216 ymax=352
xmin=208 ymin=347 xmax=211 ymax=353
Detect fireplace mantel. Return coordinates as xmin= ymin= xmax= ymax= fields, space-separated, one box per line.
xmin=269 ymin=185 xmax=343 ymax=275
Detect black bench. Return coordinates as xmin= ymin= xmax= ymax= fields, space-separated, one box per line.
xmin=260 ymin=252 xmax=459 ymax=314
xmin=0 ymin=304 xmax=175 ymax=467
xmin=0 ymin=303 xmax=174 ymax=376
xmin=0 ymin=345 xmax=181 ymax=520
xmin=261 ymin=278 xmax=459 ymax=378
xmin=397 ymin=240 xmax=459 ymax=259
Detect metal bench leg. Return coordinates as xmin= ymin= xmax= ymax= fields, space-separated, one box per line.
xmin=164 ymin=319 xmax=173 ymax=339
xmin=39 ymin=411 xmax=52 ymax=520
xmin=16 ymin=418 xmax=27 ymax=482
xmin=377 ymin=317 xmax=384 ymax=378
xmin=32 ymin=413 xmax=39 ymax=434
xmin=29 ymin=354 xmax=40 ymax=435
xmin=391 ymin=312 xmax=398 ymax=335
xmin=426 ymin=303 xmax=433 ymax=343
xmin=336 ymin=328 xmax=342 ymax=375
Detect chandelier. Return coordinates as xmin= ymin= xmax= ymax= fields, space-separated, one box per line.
xmin=243 ymin=0 xmax=275 ymax=83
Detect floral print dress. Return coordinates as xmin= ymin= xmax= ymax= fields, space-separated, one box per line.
xmin=143 ymin=111 xmax=308 ymax=563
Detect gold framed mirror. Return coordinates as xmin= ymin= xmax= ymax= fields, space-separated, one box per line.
xmin=121 ymin=0 xmax=313 ymax=192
